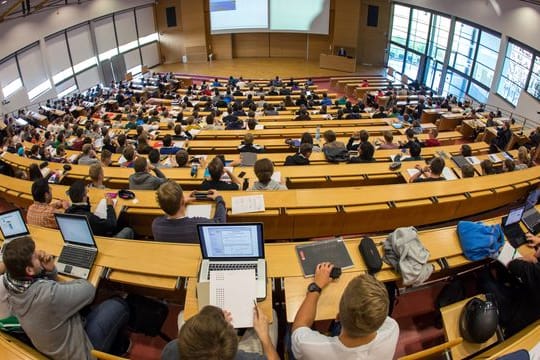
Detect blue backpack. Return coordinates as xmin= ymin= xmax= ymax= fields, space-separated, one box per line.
xmin=457 ymin=221 xmax=504 ymax=261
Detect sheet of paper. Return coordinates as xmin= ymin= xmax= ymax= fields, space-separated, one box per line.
xmin=94 ymin=198 xmax=117 ymax=219
xmin=466 ymin=156 xmax=481 ymax=165
xmin=68 ymin=154 xmax=78 ymax=163
xmin=231 ymin=195 xmax=265 ymax=215
xmin=186 ymin=204 xmax=212 ymax=219
xmin=489 ymin=154 xmax=502 ymax=163
xmin=189 ymin=129 xmax=200 ymax=138
xmin=530 ymin=340 xmax=540 ymax=359
xmin=210 ymin=270 xmax=256 ymax=328
xmin=497 ymin=241 xmax=522 ymax=267
xmin=118 ymin=155 xmax=127 ymax=165
xmin=173 ymin=141 xmax=185 ymax=149
xmin=442 ymin=167 xmax=458 ymax=180
xmin=407 ymin=168 xmax=421 ymax=178
xmin=254 ymin=124 xmax=264 ymax=130
xmin=271 ymin=171 xmax=281 ymax=183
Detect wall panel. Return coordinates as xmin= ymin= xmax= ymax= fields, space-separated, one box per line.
xmin=211 ymin=34 xmax=232 ymax=60
xmin=269 ymin=33 xmax=307 ymax=58
xmin=233 ymin=33 xmax=270 ymax=58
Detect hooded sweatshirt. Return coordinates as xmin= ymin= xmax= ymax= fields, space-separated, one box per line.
xmin=6 ymin=277 xmax=95 ymax=360
xmin=128 ymin=168 xmax=166 ymax=190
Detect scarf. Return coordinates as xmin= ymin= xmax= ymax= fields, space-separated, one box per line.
xmin=3 ymin=273 xmax=35 ymax=295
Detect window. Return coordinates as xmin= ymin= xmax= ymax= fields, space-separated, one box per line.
xmin=449 ymin=21 xmax=479 ymax=76
xmin=57 ymin=84 xmax=77 ymax=99
xmin=73 ymin=57 xmax=97 ymax=74
xmin=443 ymin=70 xmax=468 ymax=99
xmin=472 ymin=31 xmax=500 ymax=87
xmin=527 ymin=56 xmax=540 ymax=100
xmin=2 ymin=78 xmax=23 ymax=98
xmin=390 ymin=4 xmax=410 ymax=46
xmin=404 ymin=51 xmax=421 ymax=80
xmin=407 ymin=9 xmax=430 ymax=54
xmin=428 ymin=14 xmax=450 ymax=62
xmin=468 ymin=82 xmax=489 ymax=103
xmin=139 ymin=32 xmax=159 ymax=46
xmin=28 ymin=80 xmax=52 ymax=100
xmin=425 ymin=58 xmax=443 ymax=91
xmin=497 ymin=41 xmax=533 ymax=105
xmin=388 ymin=44 xmax=405 ymax=73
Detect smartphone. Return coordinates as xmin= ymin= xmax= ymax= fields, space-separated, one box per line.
xmin=106 ymin=192 xmax=118 ymax=198
xmin=238 ymin=171 xmax=246 ymax=178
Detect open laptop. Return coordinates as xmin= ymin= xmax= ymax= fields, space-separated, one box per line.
xmin=522 ymin=189 xmax=540 ymax=234
xmin=501 ymin=206 xmax=527 ymax=248
xmin=54 ymin=214 xmax=98 ymax=279
xmin=451 ymin=155 xmax=469 ymax=169
xmin=197 ymin=223 xmax=266 ymax=300
xmin=0 ymin=209 xmax=30 ymax=242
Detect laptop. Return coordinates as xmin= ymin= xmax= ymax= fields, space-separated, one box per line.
xmin=451 ymin=155 xmax=469 ymax=169
xmin=501 ymin=206 xmax=527 ymax=248
xmin=197 ymin=223 xmax=266 ymax=300
xmin=522 ymin=189 xmax=540 ymax=234
xmin=54 ymin=214 xmax=98 ymax=279
xmin=0 ymin=209 xmax=30 ymax=242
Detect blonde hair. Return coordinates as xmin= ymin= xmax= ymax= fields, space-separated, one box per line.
xmin=88 ymin=163 xmax=102 ymax=181
xmin=518 ymin=146 xmax=530 ymax=165
xmin=339 ymin=275 xmax=389 ymax=337
xmin=156 ymin=180 xmax=183 ymax=216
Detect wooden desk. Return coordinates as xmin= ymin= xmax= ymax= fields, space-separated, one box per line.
xmin=319 ymin=54 xmax=356 ymax=72
xmin=441 ymin=295 xmax=498 ymax=359
xmin=473 ymin=319 xmax=540 ymax=359
xmin=329 ymin=76 xmax=385 ymax=88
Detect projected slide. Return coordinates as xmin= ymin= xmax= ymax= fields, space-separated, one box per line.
xmin=270 ymin=0 xmax=330 ymax=34
xmin=210 ymin=0 xmax=268 ymax=33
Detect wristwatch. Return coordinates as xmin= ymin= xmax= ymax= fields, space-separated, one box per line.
xmin=307 ymin=282 xmax=322 ymax=293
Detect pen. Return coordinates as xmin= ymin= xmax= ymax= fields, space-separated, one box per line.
xmin=512 ymin=248 xmax=517 ymax=259
xmin=253 ymin=299 xmax=259 ymax=319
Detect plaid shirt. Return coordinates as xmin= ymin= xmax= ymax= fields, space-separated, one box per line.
xmin=26 ymin=202 xmax=60 ymax=229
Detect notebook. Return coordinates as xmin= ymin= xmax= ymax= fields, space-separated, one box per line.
xmin=295 ymin=238 xmax=354 ymax=277
xmin=501 ymin=206 xmax=527 ymax=248
xmin=197 ymin=223 xmax=266 ymax=300
xmin=522 ymin=189 xmax=540 ymax=234
xmin=54 ymin=214 xmax=98 ymax=279
xmin=0 ymin=209 xmax=30 ymax=242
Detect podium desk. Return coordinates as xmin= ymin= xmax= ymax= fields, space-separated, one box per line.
xmin=319 ymin=54 xmax=356 ymax=73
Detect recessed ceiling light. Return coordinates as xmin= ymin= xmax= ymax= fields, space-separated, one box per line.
xmin=1 ymin=1 xmax=7 ymax=4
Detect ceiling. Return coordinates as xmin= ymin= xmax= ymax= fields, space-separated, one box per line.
xmin=0 ymin=0 xmax=92 ymax=23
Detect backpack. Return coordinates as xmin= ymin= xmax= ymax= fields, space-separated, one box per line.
xmin=323 ymin=147 xmax=349 ymax=163
xmin=457 ymin=221 xmax=504 ymax=261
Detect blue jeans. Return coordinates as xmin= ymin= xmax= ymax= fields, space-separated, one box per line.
xmin=115 ymin=227 xmax=134 ymax=239
xmin=85 ymin=298 xmax=130 ymax=353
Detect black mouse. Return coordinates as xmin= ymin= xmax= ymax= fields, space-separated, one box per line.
xmin=330 ymin=267 xmax=342 ymax=279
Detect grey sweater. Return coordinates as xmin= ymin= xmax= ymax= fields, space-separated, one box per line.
xmin=251 ymin=180 xmax=287 ymax=191
xmin=129 ymin=168 xmax=167 ymax=190
xmin=7 ymin=277 xmax=95 ymax=360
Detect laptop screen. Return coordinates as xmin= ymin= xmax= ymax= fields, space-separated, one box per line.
xmin=198 ymin=223 xmax=264 ymax=259
xmin=0 ymin=209 xmax=29 ymax=239
xmin=505 ymin=207 xmax=525 ymax=226
xmin=55 ymin=214 xmax=96 ymax=247
xmin=525 ymin=189 xmax=540 ymax=210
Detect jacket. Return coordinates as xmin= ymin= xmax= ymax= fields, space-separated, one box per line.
xmin=66 ymin=203 xmax=117 ymax=236
xmin=6 ymin=276 xmax=95 ymax=360
xmin=128 ymin=168 xmax=166 ymax=190
xmin=284 ymin=153 xmax=310 ymax=166
xmin=383 ymin=227 xmax=433 ymax=286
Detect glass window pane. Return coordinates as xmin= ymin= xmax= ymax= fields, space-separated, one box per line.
xmin=404 ymin=51 xmax=421 ymax=80
xmin=443 ymin=70 xmax=468 ymax=100
xmin=407 ymin=9 xmax=430 ymax=54
xmin=391 ymin=4 xmax=410 ymax=46
xmin=527 ymin=56 xmax=540 ymax=100
xmin=468 ymin=82 xmax=489 ymax=103
xmin=449 ymin=21 xmax=479 ymax=76
xmin=388 ymin=44 xmax=405 ymax=73
xmin=507 ymin=42 xmax=533 ymax=68
xmin=497 ymin=77 xmax=521 ymax=106
xmin=428 ymin=14 xmax=450 ymax=62
xmin=472 ymin=62 xmax=495 ymax=87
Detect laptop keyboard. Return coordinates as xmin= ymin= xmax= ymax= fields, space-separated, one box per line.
xmin=58 ymin=246 xmax=97 ymax=269
xmin=207 ymin=263 xmax=258 ymax=280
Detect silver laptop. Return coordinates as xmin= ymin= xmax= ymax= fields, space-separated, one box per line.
xmin=54 ymin=214 xmax=98 ymax=279
xmin=197 ymin=223 xmax=266 ymax=300
xmin=522 ymin=189 xmax=540 ymax=234
xmin=0 ymin=209 xmax=30 ymax=242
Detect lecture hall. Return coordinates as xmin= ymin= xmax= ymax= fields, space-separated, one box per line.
xmin=0 ymin=0 xmax=539 ymax=359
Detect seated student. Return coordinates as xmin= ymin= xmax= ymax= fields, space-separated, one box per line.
xmin=490 ymin=120 xmax=512 ymax=153
xmin=291 ymin=265 xmax=399 ymax=360
xmin=285 ymin=143 xmax=313 ymax=166
xmin=161 ymin=305 xmax=278 ymax=360
xmin=120 ymin=145 xmax=136 ymax=168
xmin=502 ymin=158 xmax=516 ymax=172
xmin=372 ymin=106 xmax=387 ymax=119
xmin=402 ymin=141 xmax=423 ymax=161
xmin=88 ymin=163 xmax=105 ymax=189
xmin=378 ymin=131 xmax=399 ymax=150
xmin=172 ymin=124 xmax=190 ymax=140
xmin=160 ymin=134 xmax=182 ymax=155
xmin=481 ymin=159 xmax=496 ymax=175
xmin=322 ymin=130 xmax=346 ymax=150
xmin=250 ymin=158 xmax=288 ymax=191
xmin=66 ymin=181 xmax=134 ymax=239
xmin=423 ymin=128 xmax=441 ymax=147
xmin=148 ymin=149 xmax=167 ymax=169
xmin=27 ymin=179 xmax=68 ymax=229
xmin=411 ymin=120 xmax=423 ymax=135
xmin=129 ymin=157 xmax=167 ymax=190
xmin=409 ymin=157 xmax=446 ymax=182
xmin=78 ymin=143 xmax=99 ymax=165
xmin=300 ymin=132 xmax=321 ymax=152
xmin=461 ymin=163 xmax=475 ymax=178
xmin=101 ymin=149 xmax=112 ymax=167
xmin=136 ymin=135 xmax=153 ymax=155
xmin=478 ymin=233 xmax=540 ymax=336
xmin=237 ymin=133 xmax=264 ymax=154
xmin=2 ymin=237 xmax=131 ymax=358
xmin=175 ymin=149 xmax=190 ymax=168
xmin=515 ymin=146 xmax=530 ymax=170
xmin=399 ymin=128 xmax=422 ymax=149
xmin=349 ymin=142 xmax=376 ymax=163
xmin=152 ymin=181 xmax=226 ymax=244
xmin=200 ymin=157 xmax=241 ymax=191
xmin=346 ymin=130 xmax=369 ymax=151
xmin=460 ymin=144 xmax=472 ymax=157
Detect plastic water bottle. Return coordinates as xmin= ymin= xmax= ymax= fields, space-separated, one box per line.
xmin=315 ymin=126 xmax=321 ymax=142
xmin=190 ymin=163 xmax=198 ymax=177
